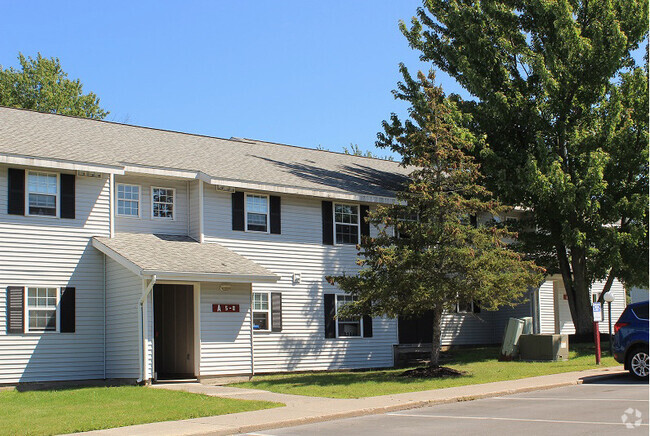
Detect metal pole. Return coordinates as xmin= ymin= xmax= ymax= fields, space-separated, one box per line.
xmin=593 ymin=321 xmax=601 ymax=365
xmin=608 ymin=301 xmax=613 ymax=356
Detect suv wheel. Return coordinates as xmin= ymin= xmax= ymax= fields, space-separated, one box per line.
xmin=627 ymin=346 xmax=649 ymax=380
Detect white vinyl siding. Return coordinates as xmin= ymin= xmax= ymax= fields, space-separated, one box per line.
xmin=0 ymin=165 xmax=109 ymax=384
xmin=200 ymin=283 xmax=252 ymax=376
xmin=202 ymin=187 xmax=396 ymax=374
xmin=104 ymin=257 xmax=143 ymax=380
xmin=114 ymin=176 xmax=188 ymax=235
xmin=188 ymin=180 xmax=201 ymax=241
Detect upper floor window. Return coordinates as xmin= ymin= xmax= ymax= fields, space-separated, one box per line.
xmin=246 ymin=194 xmax=268 ymax=232
xmin=27 ymin=287 xmax=58 ymax=332
xmin=116 ymin=184 xmax=140 ymax=217
xmin=27 ymin=171 xmax=58 ymax=216
xmin=334 ymin=204 xmax=359 ymax=244
xmin=152 ymin=187 xmax=174 ymax=219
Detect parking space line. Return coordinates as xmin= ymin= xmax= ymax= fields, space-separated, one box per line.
xmin=386 ymin=413 xmax=648 ymax=427
xmin=489 ymin=397 xmax=648 ymax=402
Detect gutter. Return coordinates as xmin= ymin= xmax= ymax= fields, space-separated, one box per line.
xmin=137 ymin=275 xmax=157 ymax=383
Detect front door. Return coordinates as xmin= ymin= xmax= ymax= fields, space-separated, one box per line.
xmin=154 ymin=284 xmax=195 ymax=379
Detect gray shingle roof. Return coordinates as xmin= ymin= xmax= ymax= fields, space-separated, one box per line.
xmin=0 ymin=106 xmax=409 ymax=198
xmin=93 ymin=233 xmax=278 ymax=282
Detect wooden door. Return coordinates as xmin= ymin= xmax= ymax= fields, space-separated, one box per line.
xmin=154 ymin=284 xmax=195 ymax=379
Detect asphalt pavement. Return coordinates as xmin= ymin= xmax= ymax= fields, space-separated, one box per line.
xmin=241 ymin=375 xmax=649 ymax=436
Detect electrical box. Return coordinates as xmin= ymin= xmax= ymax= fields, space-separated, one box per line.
xmin=500 ymin=317 xmax=525 ymax=360
xmin=519 ymin=334 xmax=569 ymax=361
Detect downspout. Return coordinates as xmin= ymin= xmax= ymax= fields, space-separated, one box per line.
xmin=103 ymin=254 xmax=107 ymax=380
xmin=137 ymin=275 xmax=157 ymax=383
xmin=250 ymin=284 xmax=255 ymax=378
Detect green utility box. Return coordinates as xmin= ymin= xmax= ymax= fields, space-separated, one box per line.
xmin=518 ymin=334 xmax=569 ymax=361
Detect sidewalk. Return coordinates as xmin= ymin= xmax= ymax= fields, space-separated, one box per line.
xmin=76 ymin=366 xmax=625 ymax=436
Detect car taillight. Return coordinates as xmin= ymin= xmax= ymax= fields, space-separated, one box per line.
xmin=614 ymin=321 xmax=629 ymax=334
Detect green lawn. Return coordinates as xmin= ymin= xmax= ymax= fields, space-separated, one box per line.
xmin=0 ymin=386 xmax=281 ymax=436
xmin=233 ymin=344 xmax=618 ymax=398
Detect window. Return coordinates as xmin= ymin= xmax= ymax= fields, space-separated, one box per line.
xmin=27 ymin=171 xmax=58 ymax=216
xmin=116 ymin=184 xmax=140 ymax=217
xmin=336 ymin=295 xmax=362 ymax=337
xmin=334 ymin=204 xmax=359 ymax=244
xmin=252 ymin=292 xmax=270 ymax=331
xmin=26 ymin=287 xmax=58 ymax=332
xmin=246 ymin=194 xmax=268 ymax=232
xmin=632 ymin=303 xmax=649 ymax=320
xmin=152 ymin=187 xmax=174 ymax=219
xmin=456 ymin=299 xmax=474 ymax=313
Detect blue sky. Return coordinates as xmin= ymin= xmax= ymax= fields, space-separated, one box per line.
xmin=1 ymin=1 xmax=442 ymax=156
xmin=1 ymin=1 xmax=645 ymax=157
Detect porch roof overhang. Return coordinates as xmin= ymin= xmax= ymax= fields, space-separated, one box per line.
xmin=92 ymin=233 xmax=279 ymax=283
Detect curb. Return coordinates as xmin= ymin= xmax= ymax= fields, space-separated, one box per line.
xmin=204 ymin=378 xmax=602 ymax=435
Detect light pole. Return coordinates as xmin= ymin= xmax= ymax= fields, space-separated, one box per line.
xmin=603 ymin=291 xmax=615 ymax=355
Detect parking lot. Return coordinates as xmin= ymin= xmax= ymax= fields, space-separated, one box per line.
xmin=245 ymin=375 xmax=649 ymax=436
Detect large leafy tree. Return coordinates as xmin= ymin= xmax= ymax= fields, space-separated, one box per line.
xmin=401 ymin=0 xmax=648 ymax=335
xmin=330 ymin=68 xmax=543 ymax=367
xmin=0 ymin=53 xmax=108 ymax=119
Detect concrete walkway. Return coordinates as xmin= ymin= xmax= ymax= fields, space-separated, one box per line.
xmin=76 ymin=366 xmax=625 ymax=436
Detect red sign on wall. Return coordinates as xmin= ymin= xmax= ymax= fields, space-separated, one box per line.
xmin=213 ymin=304 xmax=240 ymax=313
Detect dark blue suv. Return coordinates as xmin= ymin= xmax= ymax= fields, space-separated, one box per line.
xmin=613 ymin=301 xmax=649 ymax=379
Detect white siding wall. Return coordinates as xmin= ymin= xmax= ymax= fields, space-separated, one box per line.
xmin=202 ymin=187 xmax=397 ymax=373
xmin=0 ymin=165 xmax=109 ymax=383
xmin=440 ymin=312 xmax=498 ymax=345
xmin=104 ymin=257 xmax=142 ymax=380
xmin=114 ymin=175 xmax=189 ymax=236
xmin=538 ymin=278 xmax=627 ymax=335
xmin=200 ymin=283 xmax=252 ymax=376
xmin=188 ymin=180 xmax=200 ymax=241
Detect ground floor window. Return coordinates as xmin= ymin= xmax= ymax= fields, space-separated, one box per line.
xmin=26 ymin=287 xmax=58 ymax=332
xmin=336 ymin=295 xmax=362 ymax=337
xmin=252 ymin=292 xmax=270 ymax=331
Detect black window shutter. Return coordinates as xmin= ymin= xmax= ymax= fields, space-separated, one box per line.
xmin=60 ymin=173 xmax=75 ymax=219
xmin=6 ymin=286 xmax=24 ymax=333
xmin=271 ymin=292 xmax=282 ymax=332
xmin=473 ymin=300 xmax=481 ymax=314
xmin=7 ymin=168 xmax=25 ymax=215
xmin=363 ymin=315 xmax=373 ymax=338
xmin=322 ymin=201 xmax=333 ymax=245
xmin=232 ymin=192 xmax=245 ymax=231
xmin=270 ymin=196 xmax=281 ymax=234
xmin=324 ymin=293 xmax=336 ymax=338
xmin=60 ymin=287 xmax=76 ymax=333
xmin=360 ymin=205 xmax=370 ymax=238
xmin=470 ymin=215 xmax=478 ymax=228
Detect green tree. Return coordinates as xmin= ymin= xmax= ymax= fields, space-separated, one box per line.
xmin=330 ymin=68 xmax=543 ymax=366
xmin=0 ymin=53 xmax=108 ymax=119
xmin=401 ymin=0 xmax=648 ymax=335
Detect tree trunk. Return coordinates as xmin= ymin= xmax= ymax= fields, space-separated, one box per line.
xmin=552 ymin=223 xmax=594 ymax=336
xmin=429 ymin=306 xmax=444 ymax=368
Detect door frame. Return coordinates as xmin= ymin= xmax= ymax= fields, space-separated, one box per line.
xmin=153 ymin=281 xmax=201 ymax=380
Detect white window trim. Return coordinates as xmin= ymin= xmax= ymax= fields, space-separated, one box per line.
xmin=25 ymin=170 xmax=60 ymax=219
xmin=252 ymin=291 xmax=271 ymax=332
xmin=456 ymin=299 xmax=474 ymax=314
xmin=334 ymin=294 xmax=363 ymax=339
xmin=333 ymin=202 xmax=361 ymax=246
xmin=116 ymin=183 xmax=141 ymax=218
xmin=245 ymin=192 xmax=270 ymax=233
xmin=151 ymin=186 xmax=176 ymax=220
xmin=24 ymin=286 xmax=60 ymax=334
